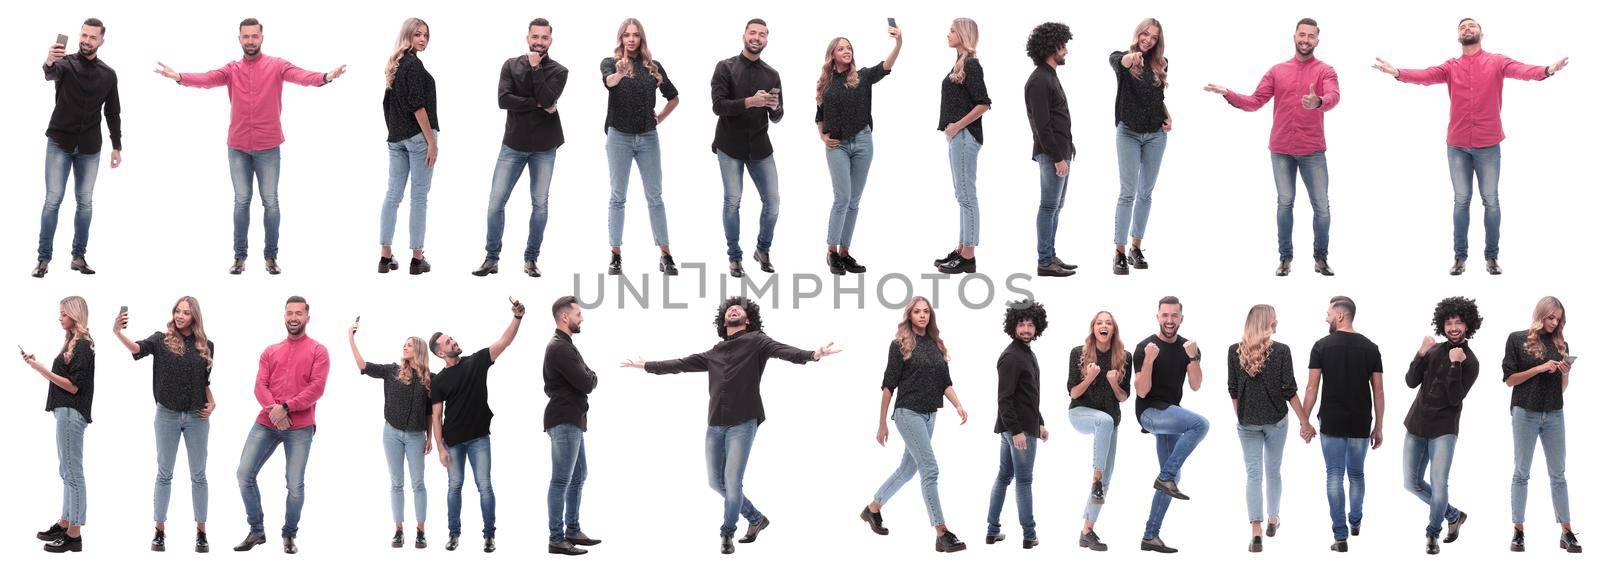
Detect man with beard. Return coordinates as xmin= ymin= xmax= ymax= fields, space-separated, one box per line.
xmin=1205 ymin=18 xmax=1340 ymax=277
xmin=1402 ymin=296 xmax=1482 ymax=554
xmin=1374 ymin=19 xmax=1569 ymax=276
xmin=234 ymin=296 xmax=329 ymax=554
xmin=427 ymin=298 xmax=526 ymax=553
xmin=156 ymin=18 xmax=347 ymax=276
xmin=543 ymin=296 xmax=600 ymax=556
xmin=473 ymin=18 xmax=568 ymax=278
xmin=1024 ymin=22 xmax=1079 ymax=278
xmin=1133 ymin=295 xmax=1207 ymax=553
xmin=711 ymin=19 xmax=785 ymax=278
xmin=623 ymin=296 xmax=839 ymax=554
xmin=1302 ymin=296 xmax=1385 ymax=551
xmin=986 ymin=300 xmax=1049 ymax=548
xmin=35 ymin=18 xmax=121 ymax=278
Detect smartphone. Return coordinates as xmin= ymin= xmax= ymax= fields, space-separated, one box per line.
xmin=355 ymin=315 xmax=361 ymax=324
xmin=508 ymin=295 xmax=521 ymax=307
xmin=56 ymin=34 xmax=68 ymax=48
xmin=887 ymin=18 xmax=897 ymax=28
xmin=1565 ymin=355 xmax=1578 ymax=365
xmin=119 ymin=305 xmax=128 ymax=315
xmin=17 ymin=345 xmax=26 ymax=357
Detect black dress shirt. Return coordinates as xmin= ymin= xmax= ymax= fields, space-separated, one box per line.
xmin=499 ymin=54 xmax=568 ymax=152
xmin=938 ymin=58 xmax=991 ymax=144
xmin=543 ymin=330 xmax=598 ymax=431
xmin=135 ymin=331 xmax=214 ymax=412
xmin=644 ymin=330 xmax=814 ymax=426
xmin=45 ymin=340 xmax=95 ymax=423
xmin=1502 ymin=330 xmax=1567 ymax=412
xmin=601 ymin=56 xmax=679 ymax=134
xmin=1403 ymin=341 xmax=1479 ymax=438
xmin=711 ymin=53 xmax=784 ymax=160
xmin=1024 ymin=64 xmax=1075 ymax=162
xmin=815 ymin=62 xmax=890 ymax=140
xmin=1110 ymin=51 xmax=1169 ymax=133
xmin=881 ymin=335 xmax=952 ymax=414
xmin=995 ymin=339 xmax=1043 ymax=436
xmin=44 ymin=53 xmax=122 ymax=154
xmin=383 ymin=51 xmax=438 ymax=143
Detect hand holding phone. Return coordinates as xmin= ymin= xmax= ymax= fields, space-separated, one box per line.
xmin=887 ymin=18 xmax=897 ymax=29
xmin=56 ymin=34 xmax=69 ymax=48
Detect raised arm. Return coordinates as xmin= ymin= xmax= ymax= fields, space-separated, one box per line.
xmin=347 ymin=322 xmax=367 ymax=372
xmin=882 ymin=27 xmax=903 ymax=71
xmin=111 ymin=310 xmax=141 ymax=354
xmin=1134 ymin=342 xmax=1155 ymax=398
xmin=486 ymin=301 xmax=526 ymax=363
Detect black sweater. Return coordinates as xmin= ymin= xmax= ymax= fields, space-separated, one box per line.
xmin=1403 ymin=341 xmax=1479 ymax=438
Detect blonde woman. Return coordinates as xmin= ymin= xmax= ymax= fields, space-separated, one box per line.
xmin=1501 ymin=296 xmax=1580 ymax=552
xmin=602 ymin=18 xmax=680 ymax=276
xmin=1066 ymin=311 xmax=1131 ymax=551
xmin=349 ymin=320 xmax=434 ymax=548
xmin=379 ymin=17 xmax=437 ymax=275
xmin=25 ymin=296 xmax=94 ymax=553
xmin=113 ymin=297 xmax=217 ymax=553
xmin=933 ymin=18 xmax=988 ymax=275
xmin=816 ymin=24 xmax=901 ymax=275
xmin=1227 ymin=304 xmax=1314 ymax=552
xmin=1110 ymin=18 xmax=1171 ymax=275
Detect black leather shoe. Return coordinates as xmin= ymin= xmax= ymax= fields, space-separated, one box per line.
xmin=265 ymin=259 xmax=282 ymax=275
xmin=282 ymin=536 xmax=297 ymax=554
xmin=729 ymin=261 xmax=744 ymax=278
xmin=483 ymin=537 xmax=495 ymax=553
xmin=70 ymin=257 xmax=95 ymax=275
xmin=379 ymin=256 xmax=394 ymax=274
xmin=937 ymin=255 xmax=975 ymax=274
xmin=1154 ymin=478 xmax=1190 ymax=500
xmin=196 ymin=530 xmax=210 ymax=553
xmin=388 ymin=258 xmax=400 ymax=271
xmin=660 ymin=254 xmax=679 ymax=276
xmin=608 ymin=252 xmax=622 ymax=276
xmin=1487 ymin=259 xmax=1503 ymax=275
xmin=1079 ymin=530 xmax=1107 ymax=551
xmin=1445 ymin=511 xmax=1467 ymax=543
xmin=936 ymin=531 xmax=967 ymax=553
xmin=1314 ymin=258 xmax=1334 ymax=276
xmin=1510 ymin=528 xmax=1525 ymax=552
xmin=827 ymin=251 xmax=845 ymax=275
xmin=525 ymin=260 xmax=541 ymax=277
xmin=1330 ymin=540 xmax=1348 ymax=552
xmin=720 ymin=535 xmax=735 ymax=555
xmin=152 ymin=528 xmax=166 ymax=551
xmin=1267 ymin=520 xmax=1279 ymax=537
xmin=1426 ymin=535 xmax=1440 ymax=554
xmin=549 ymin=540 xmax=588 ymax=555
xmin=392 ymin=529 xmax=404 ymax=548
xmin=935 ymin=250 xmax=960 ymax=266
xmin=1129 ymin=247 xmax=1150 ymax=269
xmin=446 ymin=535 xmax=459 ymax=551
xmin=413 ymin=530 xmax=425 ymax=549
xmin=38 ymin=523 xmax=66 ymax=541
xmin=753 ymin=250 xmax=774 ymax=273
xmin=739 ymin=517 xmax=770 ymax=543
xmin=860 ymin=506 xmax=888 ymax=535
xmin=409 ymin=257 xmax=431 ymax=275
xmin=1090 ymin=479 xmax=1106 ymax=504
xmin=1050 ymin=257 xmax=1078 ymax=271
xmin=1351 ymin=525 xmax=1361 ymax=536
xmin=229 ymin=259 xmax=246 ymax=275
xmin=1449 ymin=258 xmax=1466 ymax=276
xmin=43 ymin=533 xmax=83 ymax=553
xmin=1249 ymin=535 xmax=1263 ymax=552
xmin=1037 ymin=262 xmax=1076 ymax=277
xmin=566 ymin=532 xmax=601 ymax=546
xmin=1276 ymin=259 xmax=1291 ymax=277
xmin=1562 ymin=530 xmax=1583 ymax=553
xmin=1141 ymin=536 xmax=1178 ymax=553
xmin=985 ymin=533 xmax=1006 ymax=544
xmin=471 ymin=260 xmax=498 ymax=276
xmin=1022 ymin=537 xmax=1040 ymax=549
xmin=839 ymin=254 xmax=866 ymax=274
xmin=1113 ymin=252 xmax=1130 ymax=275
xmin=233 ymin=532 xmax=266 ymax=551
xmin=31 ymin=261 xmax=49 ymax=278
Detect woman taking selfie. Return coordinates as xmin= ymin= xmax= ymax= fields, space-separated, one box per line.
xmin=349 ymin=319 xmax=435 ymax=548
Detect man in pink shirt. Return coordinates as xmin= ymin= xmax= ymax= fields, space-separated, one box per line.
xmin=1374 ymin=18 xmax=1569 ymax=276
xmin=1205 ymin=18 xmax=1341 ymax=278
xmin=154 ymin=18 xmax=346 ymax=276
xmin=233 ymin=296 xmax=329 ymax=554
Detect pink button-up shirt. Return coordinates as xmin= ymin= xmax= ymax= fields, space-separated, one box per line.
xmin=1225 ymin=56 xmax=1341 ymax=155
xmin=253 ymin=335 xmax=329 ymax=430
xmin=178 ymin=54 xmax=326 ymax=151
xmin=1396 ymin=50 xmax=1548 ymax=148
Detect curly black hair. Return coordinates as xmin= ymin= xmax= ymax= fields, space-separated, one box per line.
xmin=1431 ymin=296 xmax=1483 ymax=339
xmin=1003 ymin=299 xmax=1048 ymax=340
xmin=1025 ymin=22 xmax=1073 ymax=66
xmin=714 ymin=296 xmax=764 ymax=339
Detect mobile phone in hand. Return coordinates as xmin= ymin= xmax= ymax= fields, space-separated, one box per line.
xmin=508 ymin=296 xmax=521 ymax=307
xmin=1565 ymin=355 xmax=1578 ymax=365
xmin=887 ymin=18 xmax=897 ymax=28
xmin=17 ymin=345 xmax=27 ymax=357
xmin=120 ymin=305 xmax=129 ymax=315
xmin=56 ymin=34 xmax=68 ymax=48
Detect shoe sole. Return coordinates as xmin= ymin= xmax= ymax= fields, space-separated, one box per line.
xmin=661 ymin=264 xmax=679 ymax=276
xmin=936 ymin=543 xmax=968 ymax=553
xmin=1141 ymin=545 xmax=1177 ymax=553
xmin=196 ymin=545 xmax=209 ymax=553
xmin=152 ymin=544 xmax=165 ymax=552
xmin=472 ymin=268 xmax=499 ymax=277
xmin=1079 ymin=539 xmax=1107 ymax=551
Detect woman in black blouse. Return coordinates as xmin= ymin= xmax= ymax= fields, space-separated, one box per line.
xmin=112 ymin=296 xmax=217 ymax=552
xmin=816 ymin=25 xmax=901 ymax=276
xmin=1109 ymin=18 xmax=1171 ymax=275
xmin=603 ymin=18 xmax=681 ymax=276
xmin=860 ymin=296 xmax=969 ymax=552
xmin=379 ymin=18 xmax=438 ymax=275
xmin=25 ymin=295 xmax=94 ymax=553
xmin=1227 ymin=304 xmax=1313 ymax=552
xmin=934 ymin=18 xmax=990 ymax=274
xmin=1502 ymin=296 xmax=1581 ymax=552
xmin=349 ymin=320 xmax=435 ymax=548
xmin=1065 ymin=311 xmax=1131 ymax=551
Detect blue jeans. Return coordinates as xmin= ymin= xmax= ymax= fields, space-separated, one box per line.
xmin=382 ymin=423 xmax=428 ymax=525
xmin=1035 ymin=155 xmax=1070 ymax=267
xmin=55 ymin=407 xmax=88 ymax=526
xmin=606 ymin=129 xmax=669 ymax=247
xmin=1510 ymin=407 xmax=1568 ymax=524
xmin=485 ymin=146 xmax=557 ymax=262
xmin=1140 ymin=405 xmax=1210 ymax=538
xmin=38 ymin=138 xmax=99 ymax=262
xmin=1069 ymin=407 xmax=1118 ymax=522
xmin=1320 ymin=435 xmax=1367 ymax=540
xmin=154 ymin=405 xmax=209 ymax=524
xmin=236 ymin=423 xmax=314 ymax=537
xmin=716 ymin=151 xmax=780 ymax=262
xmin=1270 ymin=150 xmax=1330 ymax=261
xmin=986 ymin=432 xmax=1038 ymax=539
xmin=706 ymin=419 xmax=764 ymax=537
xmin=380 ymin=130 xmax=436 ymax=251
xmin=1238 ymin=416 xmax=1288 ymax=522
xmin=1402 ymin=432 xmax=1462 ymax=537
xmin=1113 ymin=124 xmax=1167 ymax=246
xmin=547 ymin=423 xmax=587 ymax=543
xmin=1447 ymin=144 xmax=1502 ymax=260
xmin=871 ymin=409 xmax=945 ymax=527
xmin=947 ymin=128 xmax=982 ymax=247
xmin=446 ymin=435 xmax=495 ymax=537
xmin=825 ymin=128 xmax=874 ymax=247
xmin=227 ymin=147 xmax=282 ymax=260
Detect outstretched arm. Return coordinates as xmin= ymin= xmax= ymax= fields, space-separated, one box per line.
xmin=487 ymin=301 xmax=526 ymax=362
xmin=882 ymin=27 xmax=903 ymax=71
xmin=1218 ymin=70 xmax=1275 ymax=112
xmin=347 ymin=322 xmax=367 ymax=372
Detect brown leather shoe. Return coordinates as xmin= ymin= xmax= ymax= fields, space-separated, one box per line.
xmin=70 ymin=257 xmax=96 ymax=275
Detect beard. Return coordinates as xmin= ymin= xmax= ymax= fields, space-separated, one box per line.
xmin=569 ymin=322 xmax=582 ymax=335
xmin=745 ymin=41 xmax=765 ymax=55
xmin=1328 ymin=322 xmax=1337 ymax=335
xmin=529 ymin=44 xmax=548 ymax=54
xmin=1160 ymin=324 xmax=1179 ymax=339
xmin=725 ymin=315 xmax=745 ymax=327
xmin=242 ymin=44 xmax=261 ymax=57
xmin=1460 ymin=34 xmax=1480 ymax=46
xmin=1297 ymin=43 xmax=1315 ymax=57
xmin=285 ymin=323 xmax=304 ymax=337
xmin=80 ymin=43 xmax=97 ymax=57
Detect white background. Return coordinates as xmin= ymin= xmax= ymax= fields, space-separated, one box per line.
xmin=5 ymin=0 xmax=1595 ymax=570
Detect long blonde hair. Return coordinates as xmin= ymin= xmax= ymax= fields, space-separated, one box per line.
xmin=59 ymin=296 xmax=92 ymax=360
xmin=1524 ymin=296 xmax=1568 ymax=360
xmin=949 ymin=18 xmax=979 ymax=84
xmin=1081 ymin=311 xmax=1127 ymax=376
xmin=384 ymin=18 xmax=429 ymax=89
xmin=895 ymin=296 xmax=949 ymax=362
xmin=816 ymin=37 xmax=860 ymax=105
xmin=1129 ymin=18 xmax=1168 ymax=87
xmin=164 ymin=296 xmax=213 ymax=367
xmin=400 ymin=336 xmax=432 ymax=387
xmin=1239 ymin=304 xmax=1277 ymax=377
xmin=614 ymin=18 xmax=664 ymax=85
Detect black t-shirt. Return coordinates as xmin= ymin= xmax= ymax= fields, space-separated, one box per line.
xmin=430 ymin=347 xmax=494 ymax=447
xmin=1133 ymin=334 xmax=1195 ymax=423
xmin=1309 ymin=331 xmax=1383 ymax=438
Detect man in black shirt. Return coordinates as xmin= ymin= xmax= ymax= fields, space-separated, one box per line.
xmin=474 ymin=18 xmax=568 ymax=279
xmin=35 ymin=18 xmax=121 ymax=278
xmin=543 ymin=296 xmax=600 ymax=556
xmin=711 ymin=19 xmax=784 ymax=277
xmin=1302 ymin=296 xmax=1384 ymax=551
xmin=985 ymin=300 xmax=1049 ymax=548
xmin=428 ymin=299 xmax=525 ymax=553
xmin=1402 ymin=296 xmax=1481 ymax=554
xmin=1023 ymin=22 xmax=1078 ymax=278
xmin=1133 ymin=296 xmax=1208 ymax=553
xmin=625 ymin=297 xmax=839 ymax=554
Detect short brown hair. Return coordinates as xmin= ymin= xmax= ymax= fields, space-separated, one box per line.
xmin=1158 ymin=295 xmax=1183 ymax=311
xmin=240 ymin=17 xmax=262 ymax=32
xmin=285 ymin=295 xmax=309 ymax=312
xmin=1330 ymin=296 xmax=1356 ymax=320
xmin=529 ymin=18 xmax=552 ymax=32
xmin=746 ymin=18 xmax=768 ymax=30
xmin=1297 ymin=18 xmax=1319 ymax=32
xmin=84 ymin=18 xmax=105 ymax=35
xmin=552 ymin=296 xmax=578 ymax=320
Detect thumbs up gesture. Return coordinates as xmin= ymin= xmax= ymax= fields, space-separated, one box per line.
xmin=1301 ymin=81 xmax=1323 ymax=109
